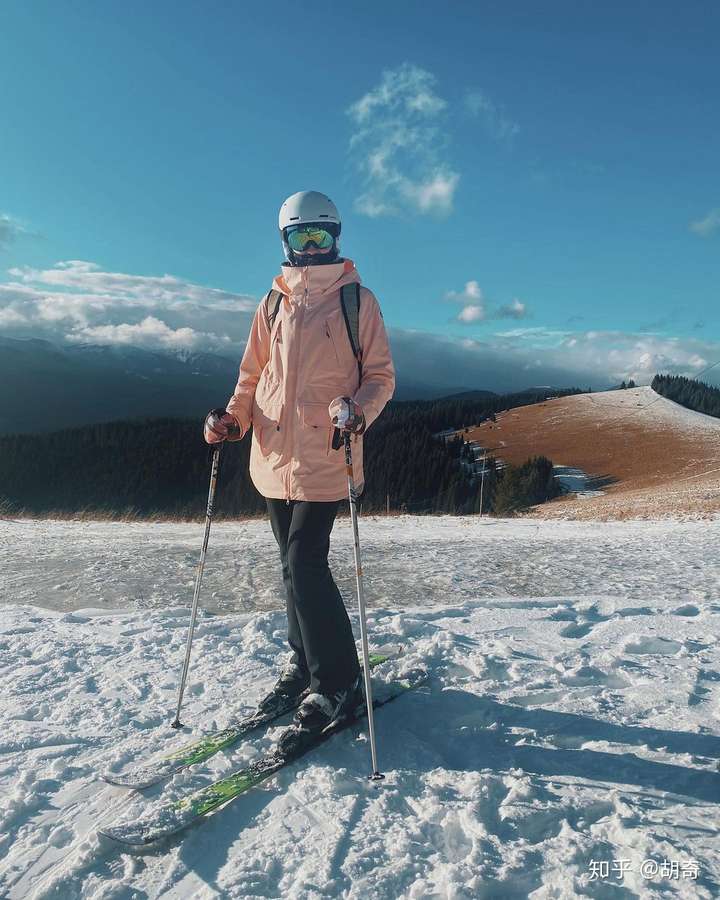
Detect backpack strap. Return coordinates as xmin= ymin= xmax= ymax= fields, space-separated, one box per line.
xmin=340 ymin=282 xmax=363 ymax=381
xmin=263 ymin=289 xmax=284 ymax=332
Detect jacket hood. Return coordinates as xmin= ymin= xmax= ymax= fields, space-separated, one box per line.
xmin=273 ymin=258 xmax=361 ymax=299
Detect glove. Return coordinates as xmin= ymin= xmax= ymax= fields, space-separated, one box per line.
xmin=328 ymin=396 xmax=366 ymax=434
xmin=204 ymin=408 xmax=242 ymax=444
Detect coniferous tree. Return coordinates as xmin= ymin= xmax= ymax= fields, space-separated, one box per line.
xmin=491 ymin=456 xmax=559 ymax=516
xmin=651 ymin=374 xmax=720 ymax=419
xmin=0 ymin=389 xmax=579 ymax=518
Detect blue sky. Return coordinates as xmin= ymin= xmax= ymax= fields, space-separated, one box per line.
xmin=1 ymin=0 xmax=718 ymax=390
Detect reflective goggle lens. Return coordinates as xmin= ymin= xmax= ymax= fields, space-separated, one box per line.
xmin=285 ymin=225 xmax=335 ymax=251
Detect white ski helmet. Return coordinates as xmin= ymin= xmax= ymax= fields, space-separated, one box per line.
xmin=278 ymin=191 xmax=342 ymax=265
xmin=278 ymin=191 xmax=341 ymax=230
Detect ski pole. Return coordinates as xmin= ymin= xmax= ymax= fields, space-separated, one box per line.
xmin=335 ymin=426 xmax=384 ymax=781
xmin=171 ymin=442 xmax=223 ymax=729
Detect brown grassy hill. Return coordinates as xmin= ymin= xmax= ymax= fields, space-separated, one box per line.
xmin=464 ymin=386 xmax=720 ymax=520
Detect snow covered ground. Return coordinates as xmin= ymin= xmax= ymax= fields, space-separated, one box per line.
xmin=553 ymin=466 xmax=605 ymax=499
xmin=3 ymin=515 xmax=719 ymax=614
xmin=1 ymin=514 xmax=720 ymax=898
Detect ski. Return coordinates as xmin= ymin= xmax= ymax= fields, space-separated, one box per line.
xmin=100 ymin=650 xmax=398 ymax=790
xmin=98 ymin=667 xmax=427 ymax=846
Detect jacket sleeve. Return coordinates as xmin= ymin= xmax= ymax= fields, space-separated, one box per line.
xmin=225 ymin=297 xmax=271 ymax=438
xmin=353 ymin=288 xmax=395 ymax=430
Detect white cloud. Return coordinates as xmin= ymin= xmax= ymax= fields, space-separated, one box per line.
xmin=520 ymin=328 xmax=719 ymax=385
xmin=389 ymin=327 xmax=720 ymax=394
xmin=494 ymin=326 xmax=562 ymax=339
xmin=0 ymin=260 xmax=257 ymax=354
xmin=495 ymin=299 xmax=527 ymax=319
xmin=9 ymin=261 xmax=255 ymax=313
xmin=347 ymin=63 xmax=460 ymax=218
xmin=463 ymin=90 xmax=519 ymax=143
xmin=4 ymin=261 xmax=720 ymax=395
xmin=445 ymin=280 xmax=487 ymax=322
xmin=348 ymin=63 xmax=447 ymax=124
xmin=445 ymin=280 xmax=483 ymax=303
xmin=458 ymin=305 xmax=485 ymax=323
xmin=353 ymin=196 xmax=393 ymax=218
xmin=66 ymin=316 xmax=230 ymax=351
xmin=0 ymin=306 xmax=27 ymax=326
xmin=445 ymin=282 xmax=529 ymax=323
xmin=690 ymin=208 xmax=720 ymax=237
xmin=402 ymin=172 xmax=459 ymax=216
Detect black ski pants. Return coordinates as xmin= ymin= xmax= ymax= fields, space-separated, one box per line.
xmin=266 ymin=498 xmax=360 ymax=695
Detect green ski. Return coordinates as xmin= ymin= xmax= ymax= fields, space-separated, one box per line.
xmin=100 ymin=651 xmax=397 ymax=790
xmin=98 ymin=667 xmax=427 ymax=845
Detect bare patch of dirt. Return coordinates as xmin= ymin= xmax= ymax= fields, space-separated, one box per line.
xmin=462 ymin=387 xmax=720 ymax=520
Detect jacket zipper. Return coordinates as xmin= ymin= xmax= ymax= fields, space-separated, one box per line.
xmin=325 ymin=320 xmax=341 ymax=365
xmin=275 ymin=317 xmax=283 ymax=435
xmin=285 ymin=270 xmax=308 ymax=504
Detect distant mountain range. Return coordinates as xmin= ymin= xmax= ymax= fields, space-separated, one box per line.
xmin=0 ymin=336 xmax=548 ymax=434
xmin=0 ymin=336 xmax=243 ymax=434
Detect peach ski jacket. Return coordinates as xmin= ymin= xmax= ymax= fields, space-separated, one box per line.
xmin=225 ymin=259 xmax=395 ymax=502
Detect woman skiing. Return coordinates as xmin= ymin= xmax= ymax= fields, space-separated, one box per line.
xmin=204 ymin=190 xmax=395 ymax=738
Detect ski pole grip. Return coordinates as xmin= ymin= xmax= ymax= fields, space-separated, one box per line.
xmin=332 ymin=426 xmax=343 ymax=451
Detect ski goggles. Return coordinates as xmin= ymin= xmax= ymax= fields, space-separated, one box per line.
xmin=284 ymin=224 xmax=338 ymax=252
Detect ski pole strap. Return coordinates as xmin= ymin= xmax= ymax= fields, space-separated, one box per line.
xmin=332 ymin=426 xmax=343 ymax=451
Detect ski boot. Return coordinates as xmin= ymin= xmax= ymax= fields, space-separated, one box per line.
xmin=256 ymin=661 xmax=311 ymax=717
xmin=277 ymin=673 xmax=364 ymax=757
